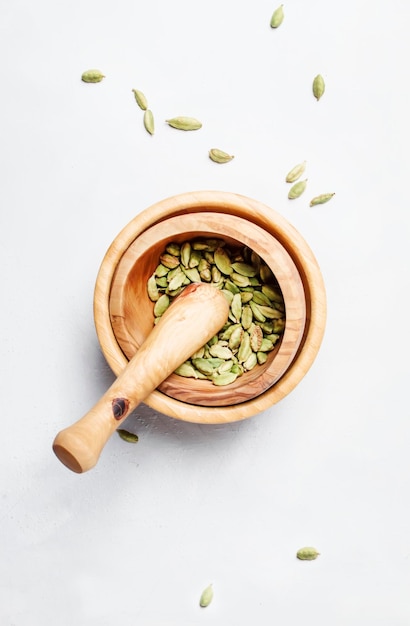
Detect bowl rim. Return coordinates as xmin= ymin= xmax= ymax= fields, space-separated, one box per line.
xmin=93 ymin=190 xmax=327 ymax=424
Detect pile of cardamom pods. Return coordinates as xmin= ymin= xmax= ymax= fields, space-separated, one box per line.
xmin=147 ymin=238 xmax=286 ymax=386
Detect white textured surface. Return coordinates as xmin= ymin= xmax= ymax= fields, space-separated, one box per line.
xmin=1 ymin=1 xmax=410 ymax=624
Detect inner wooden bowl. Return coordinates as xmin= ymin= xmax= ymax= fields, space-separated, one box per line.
xmin=109 ymin=212 xmax=306 ymax=406
xmin=94 ymin=191 xmax=327 ymax=423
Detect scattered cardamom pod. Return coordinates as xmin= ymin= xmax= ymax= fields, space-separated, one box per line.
xmin=286 ymin=160 xmax=306 ymax=183
xmin=310 ymin=192 xmax=335 ymax=206
xmin=288 ymin=179 xmax=307 ymax=199
xmin=270 ymin=4 xmax=284 ymax=28
xmin=296 ymin=547 xmax=320 ymax=561
xmin=199 ymin=584 xmax=214 ymax=607
xmin=117 ymin=429 xmax=139 ymax=443
xmin=81 ymin=69 xmax=105 ymax=83
xmin=312 ymin=74 xmax=325 ymax=101
xmin=209 ymin=148 xmax=234 ymax=163
xmin=143 ymin=109 xmax=155 ymax=135
xmin=132 ymin=88 xmax=148 ymax=110
xmin=165 ymin=116 xmax=202 ymax=130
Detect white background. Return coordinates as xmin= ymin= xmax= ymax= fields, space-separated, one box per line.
xmin=1 ymin=1 xmax=410 ymax=624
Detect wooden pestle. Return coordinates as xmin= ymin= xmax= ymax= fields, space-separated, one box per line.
xmin=53 ymin=283 xmax=229 ymax=473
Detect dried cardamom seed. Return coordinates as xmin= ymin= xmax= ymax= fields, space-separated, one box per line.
xmin=296 ymin=547 xmax=320 ymax=561
xmin=81 ymin=69 xmax=105 ymax=83
xmin=117 ymin=429 xmax=139 ymax=443
xmin=312 ymin=74 xmax=325 ymax=101
xmin=288 ymin=179 xmax=307 ymax=199
xmin=209 ymin=148 xmax=234 ymax=163
xmin=143 ymin=109 xmax=155 ymax=135
xmin=132 ymin=88 xmax=148 ymax=110
xmin=286 ymin=160 xmax=306 ymax=183
xmin=270 ymin=4 xmax=284 ymax=28
xmin=310 ymin=192 xmax=335 ymax=206
xmin=165 ymin=116 xmax=202 ymax=130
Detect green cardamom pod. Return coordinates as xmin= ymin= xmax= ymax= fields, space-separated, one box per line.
xmin=180 ymin=242 xmax=191 ymax=267
xmin=256 ymin=305 xmax=283 ymax=319
xmin=261 ymin=285 xmax=283 ymax=303
xmin=117 ymin=429 xmax=139 ymax=443
xmin=288 ymin=179 xmax=307 ymax=199
xmin=167 ymin=270 xmax=186 ymax=291
xmin=212 ymin=372 xmax=238 ymax=386
xmin=259 ymin=337 xmax=274 ymax=352
xmin=209 ymin=148 xmax=234 ymax=163
xmin=257 ymin=351 xmax=268 ymax=365
xmin=252 ymin=290 xmax=272 ymax=306
xmin=165 ymin=116 xmax=202 ymax=130
xmin=249 ymin=301 xmax=266 ymax=323
xmin=209 ymin=344 xmax=234 ymax=360
xmin=238 ymin=331 xmax=252 ymax=363
xmin=192 ymin=358 xmax=215 ymax=376
xmin=153 ymin=293 xmax=170 ymax=317
xmin=231 ymin=292 xmax=243 ymax=323
xmin=243 ymin=352 xmax=258 ymax=371
xmin=296 ymin=547 xmax=320 ymax=561
xmin=143 ymin=109 xmax=155 ymax=135
xmin=286 ymin=160 xmax=306 ymax=183
xmin=231 ymin=262 xmax=257 ymax=278
xmin=270 ymin=4 xmax=284 ymax=28
xmin=241 ymin=305 xmax=253 ymax=330
xmin=174 ymin=362 xmax=199 ymax=378
xmin=214 ymin=247 xmax=233 ymax=275
xmin=250 ymin=325 xmax=263 ymax=352
xmin=312 ymin=74 xmax=325 ymax=101
xmin=165 ymin=242 xmax=181 ymax=256
xmin=81 ymin=69 xmax=105 ymax=83
xmin=160 ymin=253 xmax=180 ymax=269
xmin=310 ymin=192 xmax=335 ymax=206
xmin=228 ymin=325 xmax=244 ymax=350
xmin=147 ymin=274 xmax=159 ymax=301
xmin=132 ymin=88 xmax=148 ymax=110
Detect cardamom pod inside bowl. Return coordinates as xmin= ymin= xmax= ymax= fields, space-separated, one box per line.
xmin=94 ymin=191 xmax=327 ymax=424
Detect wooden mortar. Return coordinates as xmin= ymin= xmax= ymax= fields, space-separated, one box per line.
xmin=94 ymin=191 xmax=327 ymax=424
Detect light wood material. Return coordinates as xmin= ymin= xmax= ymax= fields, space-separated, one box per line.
xmin=53 ymin=284 xmax=229 ymax=473
xmin=93 ymin=191 xmax=327 ymax=424
xmin=109 ymin=212 xmax=306 ymax=406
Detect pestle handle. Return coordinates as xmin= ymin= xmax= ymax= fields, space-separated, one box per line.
xmin=52 ymin=283 xmax=229 ymax=473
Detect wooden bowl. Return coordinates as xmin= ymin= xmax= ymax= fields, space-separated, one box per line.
xmin=94 ymin=191 xmax=327 ymax=424
xmin=109 ymin=212 xmax=306 ymax=406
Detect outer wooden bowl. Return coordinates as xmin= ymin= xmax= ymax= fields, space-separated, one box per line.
xmin=94 ymin=191 xmax=327 ymax=424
